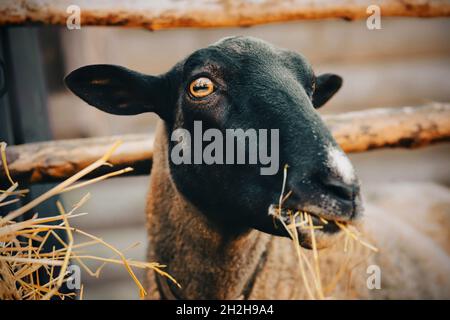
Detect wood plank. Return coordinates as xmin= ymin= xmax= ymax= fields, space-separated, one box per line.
xmin=1 ymin=103 xmax=449 ymax=184
xmin=323 ymin=103 xmax=450 ymax=152
xmin=0 ymin=0 xmax=449 ymax=30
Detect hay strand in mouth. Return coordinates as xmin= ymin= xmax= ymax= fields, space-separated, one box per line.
xmin=278 ymin=164 xmax=290 ymax=212
xmin=307 ymin=213 xmax=324 ymax=299
xmin=0 ymin=140 xmax=177 ymax=300
xmin=335 ymin=221 xmax=379 ymax=253
xmin=278 ymin=212 xmax=316 ymax=300
xmin=273 ymin=164 xmax=379 ymax=299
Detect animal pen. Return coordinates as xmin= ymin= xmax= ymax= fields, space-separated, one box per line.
xmin=0 ymin=0 xmax=449 ymax=300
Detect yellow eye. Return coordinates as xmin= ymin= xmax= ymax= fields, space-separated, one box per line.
xmin=189 ymin=77 xmax=214 ymax=98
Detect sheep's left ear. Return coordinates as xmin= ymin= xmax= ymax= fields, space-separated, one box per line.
xmin=64 ymin=64 xmax=167 ymax=117
xmin=312 ymin=73 xmax=342 ymax=109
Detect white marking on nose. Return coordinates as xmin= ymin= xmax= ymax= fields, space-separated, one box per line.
xmin=327 ymin=146 xmax=356 ymax=185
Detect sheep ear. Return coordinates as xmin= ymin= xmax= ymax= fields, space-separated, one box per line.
xmin=312 ymin=73 xmax=342 ymax=109
xmin=64 ymin=64 xmax=166 ymax=116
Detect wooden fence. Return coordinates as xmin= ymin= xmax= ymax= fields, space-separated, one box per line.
xmin=1 ymin=103 xmax=449 ymax=184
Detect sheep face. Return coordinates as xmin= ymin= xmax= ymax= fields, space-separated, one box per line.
xmin=65 ymin=36 xmax=362 ymax=248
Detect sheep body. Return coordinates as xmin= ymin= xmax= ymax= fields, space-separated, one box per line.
xmin=145 ymin=122 xmax=450 ymax=299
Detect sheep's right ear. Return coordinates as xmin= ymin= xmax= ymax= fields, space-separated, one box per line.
xmin=64 ymin=64 xmax=166 ymax=117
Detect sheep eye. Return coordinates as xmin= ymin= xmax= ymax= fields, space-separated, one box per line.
xmin=189 ymin=77 xmax=214 ymax=98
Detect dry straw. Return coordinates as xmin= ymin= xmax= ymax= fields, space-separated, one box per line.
xmin=273 ymin=164 xmax=378 ymax=299
xmin=0 ymin=141 xmax=179 ymax=300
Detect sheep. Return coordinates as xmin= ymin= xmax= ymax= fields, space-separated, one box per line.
xmin=65 ymin=36 xmax=450 ymax=299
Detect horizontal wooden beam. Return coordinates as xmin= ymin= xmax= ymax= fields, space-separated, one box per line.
xmin=323 ymin=103 xmax=450 ymax=152
xmin=1 ymin=135 xmax=154 ymax=184
xmin=1 ymin=0 xmax=449 ymax=30
xmin=1 ymin=103 xmax=449 ymax=184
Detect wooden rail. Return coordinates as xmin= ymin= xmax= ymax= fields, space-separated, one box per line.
xmin=1 ymin=103 xmax=449 ymax=184
xmin=1 ymin=0 xmax=449 ymax=30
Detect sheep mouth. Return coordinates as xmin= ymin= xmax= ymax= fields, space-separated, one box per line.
xmin=268 ymin=204 xmax=353 ymax=248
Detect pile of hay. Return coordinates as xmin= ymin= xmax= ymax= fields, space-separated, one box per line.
xmin=0 ymin=141 xmax=178 ymax=300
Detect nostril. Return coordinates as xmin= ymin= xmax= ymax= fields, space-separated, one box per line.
xmin=322 ymin=177 xmax=355 ymax=201
xmin=328 ymin=183 xmax=353 ymax=200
